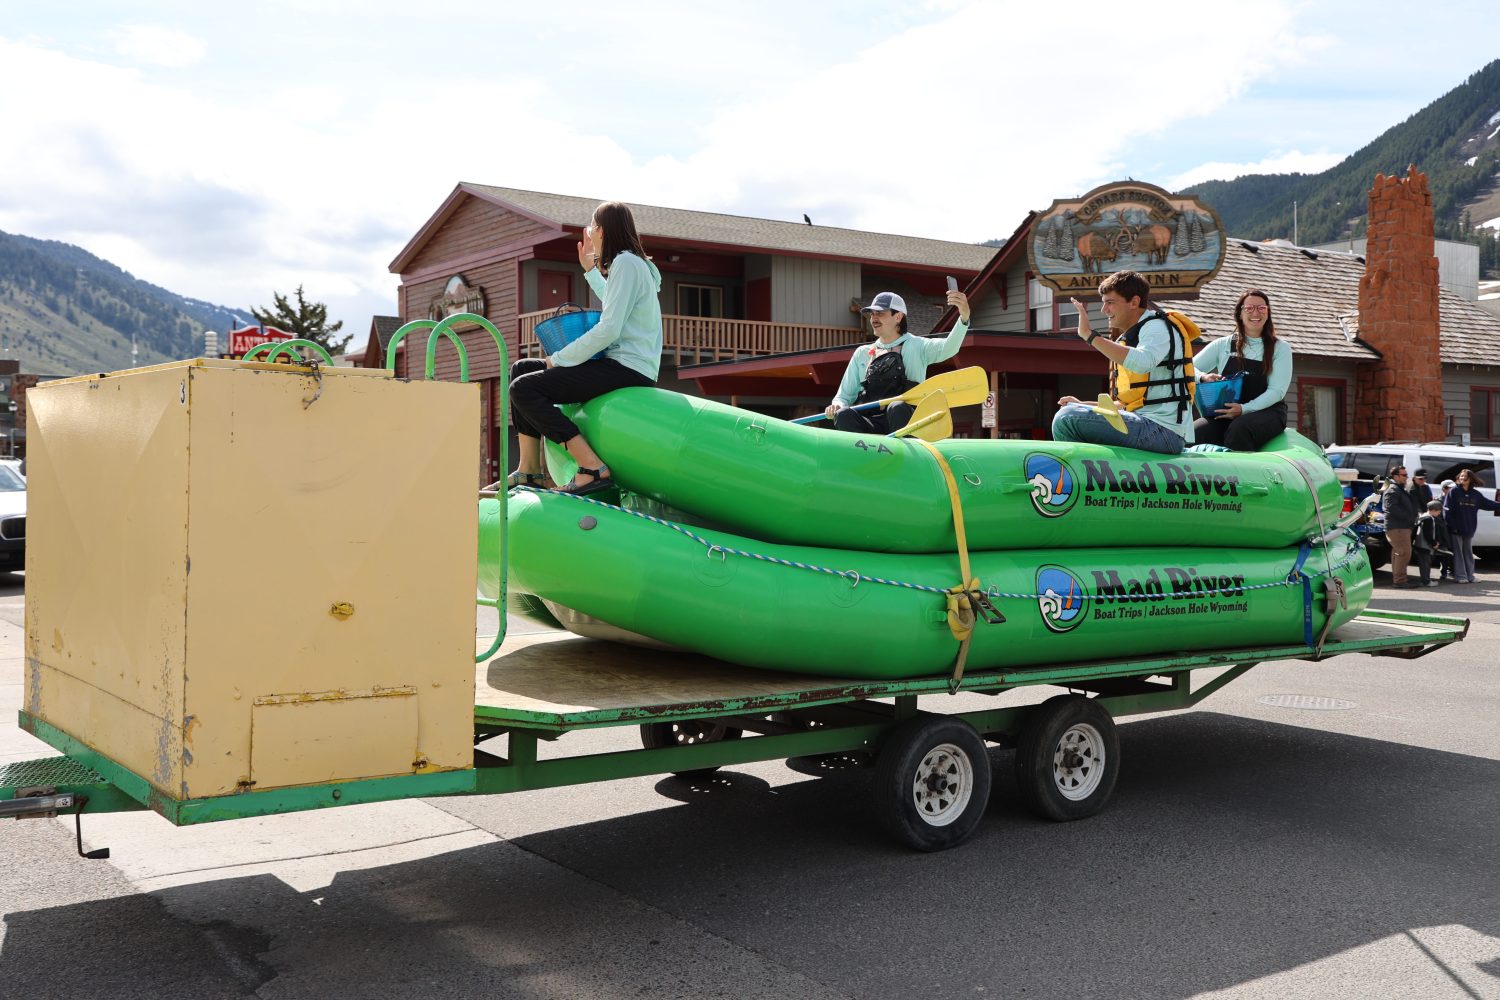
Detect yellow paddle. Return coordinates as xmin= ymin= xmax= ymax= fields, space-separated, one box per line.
xmin=1090 ymin=393 xmax=1127 ymax=434
xmin=792 ymin=366 xmax=989 ymax=425
xmin=889 ymin=392 xmax=954 ymax=441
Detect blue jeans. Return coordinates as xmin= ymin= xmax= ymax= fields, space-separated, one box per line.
xmin=1052 ymin=402 xmax=1187 ymax=455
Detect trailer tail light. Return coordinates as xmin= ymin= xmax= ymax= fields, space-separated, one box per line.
xmin=1342 ymin=496 xmax=1353 ymax=514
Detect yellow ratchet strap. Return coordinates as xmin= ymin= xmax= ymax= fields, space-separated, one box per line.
xmin=914 ymin=439 xmax=987 ymax=692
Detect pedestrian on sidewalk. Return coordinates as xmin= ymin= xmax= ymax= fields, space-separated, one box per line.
xmin=1381 ymin=466 xmax=1419 ymax=587
xmin=1443 ymin=468 xmax=1500 ymax=584
xmin=1414 ymin=500 xmax=1451 ymax=586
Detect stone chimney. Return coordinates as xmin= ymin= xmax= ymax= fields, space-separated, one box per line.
xmin=1353 ymin=165 xmax=1444 ymax=443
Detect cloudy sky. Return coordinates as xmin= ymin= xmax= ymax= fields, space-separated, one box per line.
xmin=1 ymin=1 xmax=1495 ymax=349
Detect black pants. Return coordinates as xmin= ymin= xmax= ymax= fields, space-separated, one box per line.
xmin=834 ymin=401 xmax=914 ymax=435
xmin=510 ymin=357 xmax=653 ymax=443
xmin=1193 ymin=401 xmax=1287 ymax=450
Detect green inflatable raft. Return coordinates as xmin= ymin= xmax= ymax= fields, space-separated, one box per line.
xmin=485 ymin=489 xmax=1371 ymax=680
xmin=554 ymin=389 xmax=1344 ymax=553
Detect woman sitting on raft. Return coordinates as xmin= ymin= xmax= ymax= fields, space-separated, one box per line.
xmin=508 ymin=201 xmax=663 ymax=496
xmin=823 ymin=288 xmax=971 ymax=433
xmin=1192 ymin=288 xmax=1293 ymax=451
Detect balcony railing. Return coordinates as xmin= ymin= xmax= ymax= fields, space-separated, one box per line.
xmin=517 ymin=311 xmax=863 ymax=366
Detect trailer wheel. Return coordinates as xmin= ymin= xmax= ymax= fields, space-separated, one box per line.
xmin=1014 ymin=695 xmax=1119 ymax=821
xmin=875 ymin=715 xmax=991 ymax=852
xmin=640 ymin=720 xmax=743 ymax=776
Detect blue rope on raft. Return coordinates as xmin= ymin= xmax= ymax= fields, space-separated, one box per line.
xmin=1285 ymin=541 xmax=1316 ymax=647
xmin=514 ymin=487 xmax=1366 ymax=607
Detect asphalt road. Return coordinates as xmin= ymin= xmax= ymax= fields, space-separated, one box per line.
xmin=2 ymin=568 xmax=1498 ymax=1000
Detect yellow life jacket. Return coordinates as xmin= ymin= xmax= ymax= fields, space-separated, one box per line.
xmin=1111 ymin=310 xmax=1202 ymax=418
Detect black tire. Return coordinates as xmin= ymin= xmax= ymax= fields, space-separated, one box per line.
xmin=640 ymin=719 xmax=743 ymax=776
xmin=875 ymin=714 xmax=992 ymax=852
xmin=1364 ymin=537 xmax=1391 ymax=571
xmin=1014 ymin=695 xmax=1119 ymax=821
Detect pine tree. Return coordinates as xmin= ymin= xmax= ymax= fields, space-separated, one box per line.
xmin=1188 ymin=213 xmax=1206 ymax=253
xmin=1043 ymin=221 xmax=1061 ymax=260
xmin=251 ymin=285 xmax=350 ymax=354
xmin=1174 ymin=213 xmax=1190 ymax=255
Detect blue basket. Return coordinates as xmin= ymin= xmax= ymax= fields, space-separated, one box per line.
xmin=534 ymin=309 xmax=604 ymax=359
xmin=1195 ymin=373 xmax=1245 ymax=418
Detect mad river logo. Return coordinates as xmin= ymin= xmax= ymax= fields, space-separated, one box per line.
xmin=1036 ymin=566 xmax=1088 ymax=633
xmin=1026 ymin=454 xmax=1246 ymax=518
xmin=1036 ymin=561 xmax=1250 ymax=633
xmin=1025 ymin=453 xmax=1080 ymax=518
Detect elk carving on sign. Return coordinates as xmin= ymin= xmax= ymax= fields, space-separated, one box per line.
xmin=1075 ymin=228 xmax=1120 ymax=274
xmin=1112 ymin=209 xmax=1175 ymax=265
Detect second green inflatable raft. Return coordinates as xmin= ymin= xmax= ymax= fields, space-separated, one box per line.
xmin=487 ymin=489 xmax=1371 ymax=680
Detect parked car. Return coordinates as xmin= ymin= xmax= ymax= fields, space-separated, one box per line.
xmin=0 ymin=462 xmax=24 ymax=572
xmin=1324 ymin=443 xmax=1500 ymax=569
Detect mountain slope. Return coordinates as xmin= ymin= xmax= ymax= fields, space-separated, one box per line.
xmin=1183 ymin=59 xmax=1500 ymax=247
xmin=0 ymin=230 xmax=250 ymax=374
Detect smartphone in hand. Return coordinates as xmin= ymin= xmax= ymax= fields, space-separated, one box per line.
xmin=945 ymin=276 xmax=959 ymax=292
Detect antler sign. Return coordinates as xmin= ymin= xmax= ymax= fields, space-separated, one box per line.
xmin=1027 ymin=181 xmax=1226 ymax=300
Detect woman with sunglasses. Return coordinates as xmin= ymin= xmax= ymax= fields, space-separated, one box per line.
xmin=1442 ymin=467 xmax=1500 ymax=584
xmin=1191 ymin=289 xmax=1293 ymax=450
xmin=508 ymin=201 xmax=662 ymax=495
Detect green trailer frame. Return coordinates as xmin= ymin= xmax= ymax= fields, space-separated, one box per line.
xmin=3 ymin=608 xmax=1469 ymax=853
xmin=0 ymin=323 xmax=1472 ymax=850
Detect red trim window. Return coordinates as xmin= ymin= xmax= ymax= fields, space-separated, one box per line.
xmin=1296 ymin=377 xmax=1345 ymax=446
xmin=1026 ymin=277 xmax=1077 ymax=333
xmin=1472 ymin=387 xmax=1500 ymax=442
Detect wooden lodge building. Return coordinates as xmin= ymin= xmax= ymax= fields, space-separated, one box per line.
xmin=364 ymin=177 xmax=1500 ymax=483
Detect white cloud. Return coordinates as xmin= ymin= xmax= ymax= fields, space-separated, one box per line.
xmin=114 ymin=25 xmax=206 ymax=69
xmin=1167 ymin=150 xmax=1349 ymax=191
xmin=0 ymin=0 xmax=1314 ymax=338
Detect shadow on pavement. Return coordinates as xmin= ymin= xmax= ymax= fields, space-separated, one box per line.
xmin=3 ymin=712 xmax=1498 ymax=999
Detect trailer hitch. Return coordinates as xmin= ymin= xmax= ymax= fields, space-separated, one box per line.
xmin=1 ymin=786 xmax=110 ymax=859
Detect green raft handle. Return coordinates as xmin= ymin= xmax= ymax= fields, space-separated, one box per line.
xmin=242 ymin=339 xmax=337 ymax=366
xmin=386 ymin=313 xmax=512 ymax=663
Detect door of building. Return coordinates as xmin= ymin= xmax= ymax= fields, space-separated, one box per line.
xmin=538 ymin=270 xmax=573 ymax=311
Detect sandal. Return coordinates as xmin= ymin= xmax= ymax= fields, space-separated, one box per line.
xmin=506 ymin=470 xmax=552 ymax=490
xmin=563 ymin=466 xmax=617 ymax=497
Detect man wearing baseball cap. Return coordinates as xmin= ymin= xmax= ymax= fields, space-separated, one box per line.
xmin=1408 ymin=468 xmax=1434 ymax=507
xmin=824 ymin=287 xmax=971 ymax=434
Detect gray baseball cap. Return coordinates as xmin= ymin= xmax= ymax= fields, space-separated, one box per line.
xmin=861 ymin=292 xmax=908 ymax=315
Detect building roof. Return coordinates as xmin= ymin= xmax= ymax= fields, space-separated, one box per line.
xmin=1434 ymin=284 xmax=1500 ymax=367
xmin=1159 ymin=240 xmax=1376 ymax=362
xmin=1157 ymin=239 xmax=1500 ymax=367
xmin=368 ymin=315 xmax=403 ymax=352
xmin=460 ymin=184 xmax=997 ymax=272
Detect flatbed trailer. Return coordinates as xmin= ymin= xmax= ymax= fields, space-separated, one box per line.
xmin=3 ymin=608 xmax=1469 ymax=854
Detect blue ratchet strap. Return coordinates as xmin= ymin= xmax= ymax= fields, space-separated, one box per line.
xmin=1285 ymin=542 xmax=1315 ymax=647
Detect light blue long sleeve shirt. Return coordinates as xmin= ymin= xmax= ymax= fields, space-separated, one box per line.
xmin=1193 ymin=335 xmax=1293 ymax=414
xmin=832 ymin=319 xmax=971 ymax=407
xmin=551 ymin=252 xmax=663 ymax=380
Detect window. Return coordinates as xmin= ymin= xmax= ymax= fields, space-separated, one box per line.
xmin=676 ymin=284 xmax=723 ymax=318
xmin=1472 ymin=387 xmax=1500 ymax=442
xmin=1342 ymin=452 xmax=1400 ymax=480
xmin=1425 ymin=459 xmax=1498 ymax=488
xmin=1058 ymin=297 xmax=1079 ymax=332
xmin=1027 ymin=279 xmax=1076 ymax=332
xmin=1295 ymin=378 xmax=1345 ymax=446
xmin=1028 ymin=278 xmax=1053 ymax=332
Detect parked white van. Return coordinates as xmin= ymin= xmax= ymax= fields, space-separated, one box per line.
xmin=1324 ymin=443 xmax=1500 ymax=561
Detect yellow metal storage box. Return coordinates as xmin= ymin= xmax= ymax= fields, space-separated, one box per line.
xmin=23 ymin=360 xmax=479 ymax=802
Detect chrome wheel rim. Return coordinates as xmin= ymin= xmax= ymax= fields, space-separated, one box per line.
xmin=910 ymin=742 xmax=974 ymax=827
xmin=1052 ymin=723 xmax=1106 ymax=801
